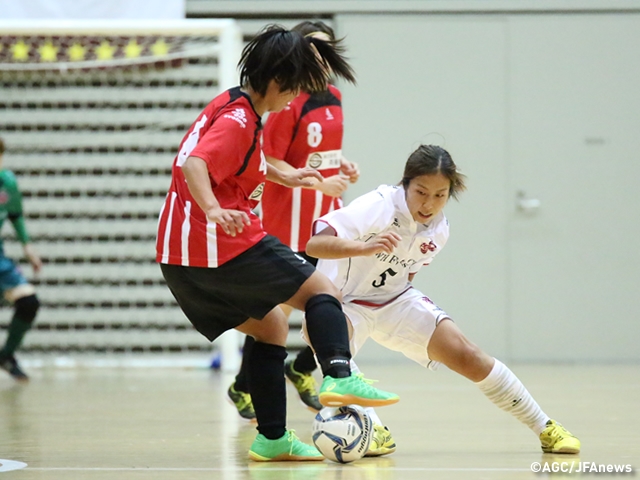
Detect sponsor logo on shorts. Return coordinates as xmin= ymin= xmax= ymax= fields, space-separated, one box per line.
xmin=294 ymin=253 xmax=307 ymax=264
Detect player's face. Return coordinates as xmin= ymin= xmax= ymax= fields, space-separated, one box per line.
xmin=405 ymin=173 xmax=450 ymax=224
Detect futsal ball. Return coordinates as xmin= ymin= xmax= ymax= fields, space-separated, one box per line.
xmin=312 ymin=406 xmax=373 ymax=463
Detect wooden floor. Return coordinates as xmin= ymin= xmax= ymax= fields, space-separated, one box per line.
xmin=0 ymin=358 xmax=638 ymax=479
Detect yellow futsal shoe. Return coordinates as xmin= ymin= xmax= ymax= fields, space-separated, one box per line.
xmin=540 ymin=420 xmax=581 ymax=454
xmin=365 ymin=424 xmax=397 ymax=457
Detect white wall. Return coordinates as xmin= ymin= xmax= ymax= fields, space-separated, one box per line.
xmin=335 ymin=14 xmax=511 ymax=359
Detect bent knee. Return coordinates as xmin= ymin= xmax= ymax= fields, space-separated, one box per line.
xmin=14 ymin=294 xmax=40 ymax=324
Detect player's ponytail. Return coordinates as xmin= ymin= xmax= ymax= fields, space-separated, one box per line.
xmin=307 ymin=35 xmax=356 ymax=87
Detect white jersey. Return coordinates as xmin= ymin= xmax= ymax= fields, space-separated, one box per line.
xmin=314 ymin=184 xmax=449 ymax=304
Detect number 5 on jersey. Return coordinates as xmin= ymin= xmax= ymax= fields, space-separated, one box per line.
xmin=372 ymin=268 xmax=397 ymax=288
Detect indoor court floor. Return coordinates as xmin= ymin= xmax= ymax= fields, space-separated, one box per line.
xmin=0 ymin=357 xmax=638 ymax=479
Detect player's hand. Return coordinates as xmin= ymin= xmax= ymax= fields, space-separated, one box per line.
xmin=205 ymin=207 xmax=251 ymax=237
xmin=23 ymin=243 xmax=42 ymax=276
xmin=340 ymin=158 xmax=360 ymax=184
xmin=360 ymin=232 xmax=402 ymax=256
xmin=317 ymin=174 xmax=349 ymax=197
xmin=282 ymin=167 xmax=324 ymax=188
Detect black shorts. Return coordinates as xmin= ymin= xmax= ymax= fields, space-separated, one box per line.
xmin=160 ymin=235 xmax=317 ymax=342
xmin=297 ymin=250 xmax=318 ymax=267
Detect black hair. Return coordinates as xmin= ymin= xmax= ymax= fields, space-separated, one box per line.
xmin=401 ymin=145 xmax=467 ymax=200
xmin=292 ymin=20 xmax=336 ymax=40
xmin=0 ymin=137 xmax=4 ymax=156
xmin=238 ymin=24 xmax=355 ymax=96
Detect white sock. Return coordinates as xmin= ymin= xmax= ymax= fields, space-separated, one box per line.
xmin=475 ymin=359 xmax=549 ymax=435
xmin=349 ymin=359 xmax=383 ymax=425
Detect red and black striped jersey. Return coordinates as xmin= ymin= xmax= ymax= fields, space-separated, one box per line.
xmin=261 ymin=85 xmax=344 ymax=252
xmin=156 ymin=87 xmax=267 ymax=267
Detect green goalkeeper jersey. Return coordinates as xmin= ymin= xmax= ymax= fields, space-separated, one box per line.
xmin=0 ymin=169 xmax=30 ymax=255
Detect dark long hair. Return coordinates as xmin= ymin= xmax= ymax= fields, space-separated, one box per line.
xmin=401 ymin=145 xmax=467 ymax=200
xmin=238 ymin=24 xmax=355 ymax=96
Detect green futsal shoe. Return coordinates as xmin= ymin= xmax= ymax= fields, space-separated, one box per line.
xmin=319 ymin=373 xmax=399 ymax=408
xmin=248 ymin=430 xmax=324 ymax=462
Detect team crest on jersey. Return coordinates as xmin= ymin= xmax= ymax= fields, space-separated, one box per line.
xmin=308 ymin=153 xmax=323 ymax=169
xmin=249 ymin=182 xmax=264 ymax=201
xmin=223 ymin=108 xmax=247 ymax=128
xmin=0 ymin=191 xmax=8 ymax=204
xmin=392 ymin=218 xmax=400 ymax=227
xmin=420 ymin=241 xmax=437 ymax=254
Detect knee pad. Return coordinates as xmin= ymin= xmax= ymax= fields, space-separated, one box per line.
xmin=14 ymin=294 xmax=40 ymax=324
xmin=305 ymin=293 xmax=342 ymax=311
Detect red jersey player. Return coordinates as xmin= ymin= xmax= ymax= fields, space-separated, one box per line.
xmin=227 ymin=21 xmax=361 ymax=423
xmin=156 ymin=25 xmax=399 ymax=462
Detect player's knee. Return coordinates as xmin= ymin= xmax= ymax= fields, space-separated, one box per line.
xmin=14 ymin=294 xmax=40 ymax=324
xmin=309 ymin=272 xmax=342 ymax=301
xmin=306 ymin=293 xmax=342 ymax=312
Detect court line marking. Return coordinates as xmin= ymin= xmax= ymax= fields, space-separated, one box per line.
xmin=23 ymin=467 xmax=531 ymax=472
xmin=0 ymin=460 xmax=28 ymax=472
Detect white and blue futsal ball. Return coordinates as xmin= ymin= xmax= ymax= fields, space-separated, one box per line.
xmin=312 ymin=406 xmax=373 ymax=463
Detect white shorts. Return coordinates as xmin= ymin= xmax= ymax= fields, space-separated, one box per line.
xmin=345 ymin=287 xmax=450 ymax=370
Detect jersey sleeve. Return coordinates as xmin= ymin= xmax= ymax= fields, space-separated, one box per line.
xmin=190 ymin=108 xmax=255 ymax=187
xmin=3 ymin=172 xmax=30 ymax=244
xmin=262 ymin=106 xmax=298 ymax=161
xmin=314 ymin=188 xmax=393 ymax=241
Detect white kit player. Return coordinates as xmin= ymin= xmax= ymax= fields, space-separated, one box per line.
xmin=306 ymin=144 xmax=581 ymax=454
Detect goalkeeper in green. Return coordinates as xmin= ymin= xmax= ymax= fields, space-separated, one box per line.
xmin=0 ymin=137 xmax=42 ymax=381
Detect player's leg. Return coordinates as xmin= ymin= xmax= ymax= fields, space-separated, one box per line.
xmin=160 ymin=262 xmax=322 ymax=462
xmin=285 ymin=270 xmax=399 ymax=408
xmin=427 ymin=318 xmax=580 ymax=454
xmin=236 ymin=310 xmax=323 ymax=461
xmin=257 ymin=300 xmax=322 ymax=411
xmin=0 ymin=259 xmax=40 ymax=382
xmin=227 ymin=335 xmax=256 ymax=421
xmin=281 ymin=251 xmax=322 ymax=410
xmin=337 ymin=304 xmax=396 ymax=457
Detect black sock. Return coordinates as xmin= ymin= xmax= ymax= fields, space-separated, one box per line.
xmin=248 ymin=341 xmax=287 ymax=440
xmin=305 ymin=294 xmax=351 ymax=378
xmin=293 ymin=346 xmax=317 ymax=374
xmin=233 ymin=335 xmax=255 ymax=393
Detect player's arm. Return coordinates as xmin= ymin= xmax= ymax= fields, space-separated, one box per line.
xmin=265 ymin=158 xmax=323 ymax=188
xmin=269 ymin=155 xmax=349 ymax=196
xmin=306 ymin=225 xmax=401 ymax=259
xmin=181 ymin=155 xmax=250 ymax=237
xmin=6 ymin=176 xmax=42 ymax=274
xmin=266 ymin=155 xmax=346 ymax=196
